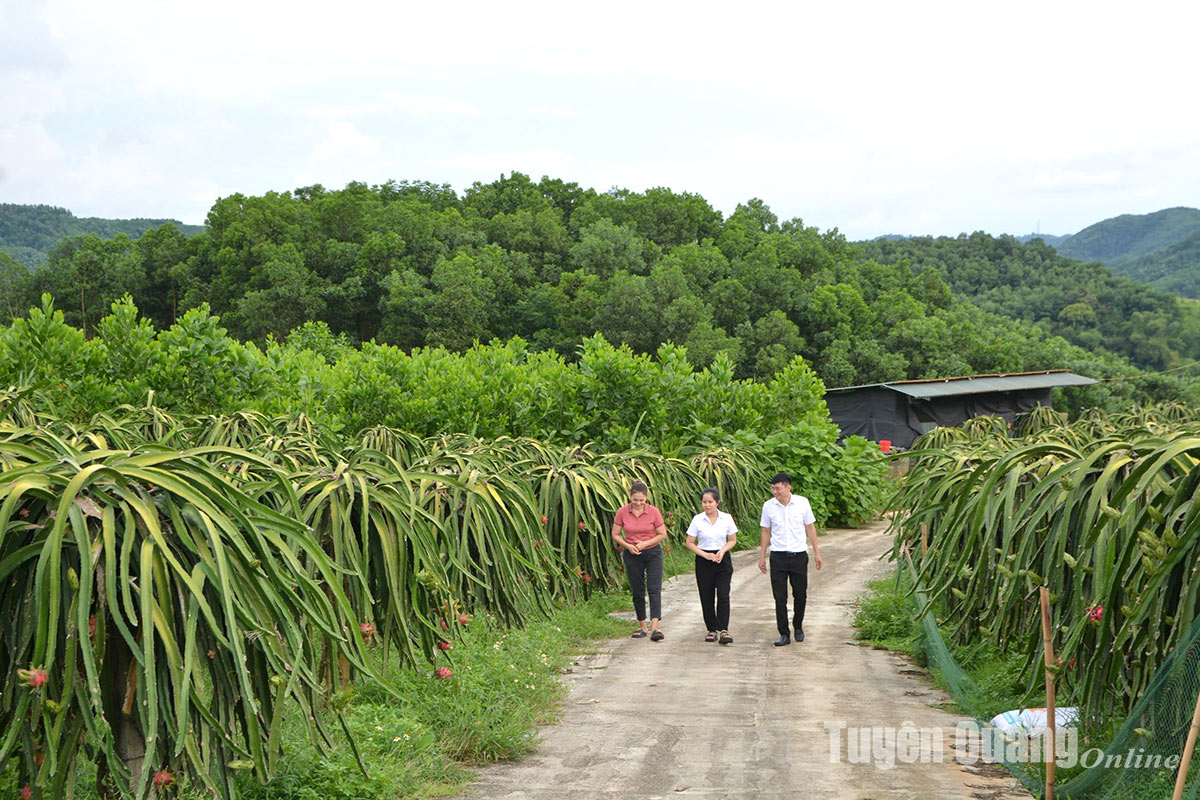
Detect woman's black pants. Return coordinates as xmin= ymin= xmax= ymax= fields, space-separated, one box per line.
xmin=623 ymin=545 xmax=664 ymax=621
xmin=695 ymin=550 xmax=733 ymax=631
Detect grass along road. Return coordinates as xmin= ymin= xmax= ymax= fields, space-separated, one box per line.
xmin=456 ymin=520 xmax=1032 ymax=800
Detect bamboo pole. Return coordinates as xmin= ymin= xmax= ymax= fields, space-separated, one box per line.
xmin=920 ymin=522 xmax=928 ymax=558
xmin=1040 ymin=586 xmax=1056 ymax=800
xmin=1173 ymin=680 xmax=1200 ymax=800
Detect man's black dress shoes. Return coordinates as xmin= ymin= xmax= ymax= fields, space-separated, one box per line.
xmin=773 ymin=634 xmax=791 ymax=646
xmin=795 ymin=628 xmax=805 ymax=642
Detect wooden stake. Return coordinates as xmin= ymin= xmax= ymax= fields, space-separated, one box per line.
xmin=920 ymin=522 xmax=928 ymax=558
xmin=1040 ymin=586 xmax=1056 ymax=800
xmin=1173 ymin=680 xmax=1200 ymax=800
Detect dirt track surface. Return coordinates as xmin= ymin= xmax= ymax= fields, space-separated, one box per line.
xmin=457 ymin=521 xmax=1032 ymax=799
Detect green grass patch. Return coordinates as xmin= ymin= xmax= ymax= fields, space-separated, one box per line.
xmin=853 ymin=570 xmax=1041 ymax=720
xmin=236 ymin=593 xmax=629 ymax=799
xmin=852 ymin=573 xmax=921 ymax=657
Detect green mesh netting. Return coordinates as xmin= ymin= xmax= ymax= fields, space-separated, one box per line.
xmin=909 ymin=561 xmax=1200 ymax=799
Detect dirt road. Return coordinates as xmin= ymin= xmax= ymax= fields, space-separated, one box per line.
xmin=457 ymin=521 xmax=1030 ymax=799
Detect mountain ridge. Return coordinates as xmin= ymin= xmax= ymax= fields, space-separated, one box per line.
xmin=0 ymin=203 xmax=204 ymax=269
xmin=1056 ymin=206 xmax=1200 ymax=263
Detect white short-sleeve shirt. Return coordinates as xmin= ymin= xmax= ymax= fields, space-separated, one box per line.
xmin=760 ymin=495 xmax=816 ymax=552
xmin=686 ymin=511 xmax=738 ymax=551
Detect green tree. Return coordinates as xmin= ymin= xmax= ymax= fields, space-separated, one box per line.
xmin=463 ymin=171 xmax=552 ymax=219
xmin=421 ymin=251 xmax=496 ymax=350
xmin=716 ymin=198 xmax=778 ymax=260
xmin=746 ymin=310 xmax=805 ymax=380
xmin=33 ymin=234 xmax=144 ymax=336
xmin=592 ymin=271 xmax=660 ymax=353
xmin=551 ymin=270 xmax=607 ymax=355
xmin=0 ymin=252 xmax=30 ymax=321
xmin=659 ymin=241 xmax=730 ymax=289
xmin=536 ymin=176 xmax=597 ymax=219
xmin=682 ymin=319 xmax=742 ymax=369
xmin=134 ymin=222 xmax=192 ymax=327
xmin=708 ymin=277 xmax=752 ymax=333
xmin=377 ymin=268 xmax=429 ymax=349
xmin=570 ymin=219 xmax=651 ymax=278
xmin=484 ymin=206 xmax=571 ymax=271
xmin=232 ymin=244 xmax=327 ymax=342
xmin=572 ymin=186 xmax=722 ymax=249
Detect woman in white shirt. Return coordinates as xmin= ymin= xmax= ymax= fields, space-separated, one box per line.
xmin=685 ymin=487 xmax=738 ymax=644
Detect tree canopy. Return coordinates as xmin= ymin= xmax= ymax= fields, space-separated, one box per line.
xmin=4 ymin=175 xmax=1197 ymax=412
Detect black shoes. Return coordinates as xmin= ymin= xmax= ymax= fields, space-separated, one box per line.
xmin=718 ymin=630 xmax=733 ymax=645
xmin=795 ymin=628 xmax=805 ymax=642
xmin=773 ymin=634 xmax=791 ymax=646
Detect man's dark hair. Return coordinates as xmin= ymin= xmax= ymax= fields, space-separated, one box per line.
xmin=770 ymin=472 xmax=792 ymax=486
xmin=630 ymin=480 xmax=649 ymax=495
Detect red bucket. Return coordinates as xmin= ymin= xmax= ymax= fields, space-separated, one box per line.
xmin=879 ymin=440 xmax=892 ymax=453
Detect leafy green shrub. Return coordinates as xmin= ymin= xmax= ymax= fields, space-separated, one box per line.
xmin=826 ymin=435 xmax=889 ymax=525
xmin=853 ymin=575 xmax=919 ymax=655
xmin=0 ymin=299 xmax=891 ymax=530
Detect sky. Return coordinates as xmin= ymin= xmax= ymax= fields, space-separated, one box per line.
xmin=2 ymin=0 xmax=1198 ymax=240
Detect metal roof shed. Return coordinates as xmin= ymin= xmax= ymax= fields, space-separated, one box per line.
xmin=824 ymin=370 xmax=1098 ymax=448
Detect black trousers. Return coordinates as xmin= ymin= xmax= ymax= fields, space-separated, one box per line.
xmin=623 ymin=545 xmax=664 ymax=621
xmin=695 ymin=550 xmax=733 ymax=631
xmin=769 ymin=551 xmax=808 ymax=636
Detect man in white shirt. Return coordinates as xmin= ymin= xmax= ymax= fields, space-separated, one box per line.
xmin=758 ymin=472 xmax=823 ymax=646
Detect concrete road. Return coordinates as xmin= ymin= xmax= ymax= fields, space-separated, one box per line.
xmin=458 ymin=521 xmax=1031 ymax=799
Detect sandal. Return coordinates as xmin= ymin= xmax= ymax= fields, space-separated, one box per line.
xmin=631 ymin=629 xmax=647 ymax=638
xmin=704 ymin=631 xmax=717 ymax=642
xmin=718 ymin=630 xmax=733 ymax=645
xmin=650 ymin=630 xmax=665 ymax=642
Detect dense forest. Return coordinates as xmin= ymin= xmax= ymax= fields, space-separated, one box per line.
xmin=2 ymin=175 xmax=1197 ymax=411
xmin=1111 ymin=230 xmax=1200 ymax=297
xmin=1056 ymin=206 xmax=1200 ymax=264
xmin=0 ymin=203 xmax=203 ymax=269
xmin=1015 ymin=232 xmax=1069 ymax=247
xmin=1048 ymin=206 xmax=1200 ymax=298
xmin=857 ymin=233 xmax=1200 ymax=370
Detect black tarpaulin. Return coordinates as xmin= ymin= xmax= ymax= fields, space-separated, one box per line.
xmin=824 ymin=371 xmax=1087 ymax=448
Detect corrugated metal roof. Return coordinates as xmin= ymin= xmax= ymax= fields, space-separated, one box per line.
xmin=826 ymin=370 xmax=1097 ymax=399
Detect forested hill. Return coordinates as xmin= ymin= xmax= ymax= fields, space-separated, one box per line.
xmin=1057 ymin=207 xmax=1200 ymax=264
xmin=1015 ymin=233 xmax=1069 ymax=247
xmin=0 ymin=203 xmax=204 ymax=268
xmin=1045 ymin=207 xmax=1200 ymax=299
xmin=871 ymin=210 xmax=1200 ymax=300
xmin=3 ymin=175 xmax=1197 ymax=410
xmin=1112 ymin=230 xmax=1200 ymax=298
xmin=856 ymin=232 xmax=1200 ymax=372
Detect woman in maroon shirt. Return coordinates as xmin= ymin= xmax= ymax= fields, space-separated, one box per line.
xmin=611 ymin=481 xmax=669 ymax=640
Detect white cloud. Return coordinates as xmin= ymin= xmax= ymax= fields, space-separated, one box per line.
xmin=428 ymin=148 xmax=577 ymax=178
xmin=387 ymin=95 xmax=482 ymax=118
xmin=294 ymin=122 xmax=383 ymax=188
xmin=1029 ymin=170 xmax=1127 ymax=193
xmin=0 ymin=0 xmax=1195 ymax=235
xmin=309 ymin=94 xmax=483 ymax=121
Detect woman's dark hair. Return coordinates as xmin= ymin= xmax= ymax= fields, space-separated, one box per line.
xmin=701 ymin=487 xmax=720 ymax=504
xmin=630 ymin=480 xmax=649 ymax=496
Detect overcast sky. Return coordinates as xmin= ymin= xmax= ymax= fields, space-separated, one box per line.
xmin=2 ymin=0 xmax=1197 ymax=239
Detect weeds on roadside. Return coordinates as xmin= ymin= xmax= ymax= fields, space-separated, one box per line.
xmin=853 ymin=572 xmax=1040 ymax=717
